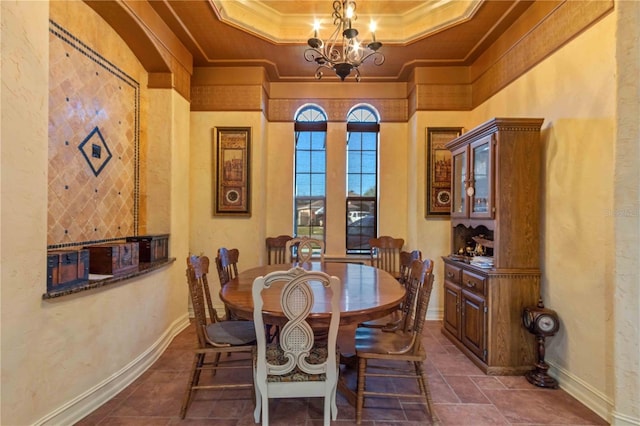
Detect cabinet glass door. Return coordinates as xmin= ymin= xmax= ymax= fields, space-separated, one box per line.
xmin=451 ymin=148 xmax=467 ymax=217
xmin=470 ymin=136 xmax=493 ymax=218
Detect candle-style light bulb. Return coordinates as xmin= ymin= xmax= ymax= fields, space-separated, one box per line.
xmin=346 ymin=4 xmax=354 ymax=29
xmin=369 ymin=21 xmax=377 ymax=42
xmin=313 ymin=20 xmax=320 ymax=38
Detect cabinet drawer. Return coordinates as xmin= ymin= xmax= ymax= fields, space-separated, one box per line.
xmin=444 ymin=264 xmax=462 ymax=284
xmin=462 ymin=270 xmax=486 ymax=295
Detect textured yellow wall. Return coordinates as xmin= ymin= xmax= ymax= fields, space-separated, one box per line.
xmin=469 ymin=11 xmax=616 ymax=418
xmin=1 ymin=2 xmax=189 ymax=424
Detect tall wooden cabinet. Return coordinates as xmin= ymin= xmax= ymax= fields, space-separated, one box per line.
xmin=441 ymin=117 xmax=544 ymax=375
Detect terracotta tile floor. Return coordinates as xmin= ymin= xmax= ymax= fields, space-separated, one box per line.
xmin=76 ymin=321 xmax=607 ymax=425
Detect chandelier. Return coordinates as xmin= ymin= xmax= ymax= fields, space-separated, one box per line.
xmin=304 ymin=1 xmax=384 ymax=82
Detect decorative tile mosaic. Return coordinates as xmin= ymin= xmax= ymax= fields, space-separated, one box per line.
xmin=48 ymin=21 xmax=140 ymax=248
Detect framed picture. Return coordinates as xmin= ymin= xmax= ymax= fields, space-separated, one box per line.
xmin=426 ymin=127 xmax=463 ymax=217
xmin=213 ymin=127 xmax=251 ymax=216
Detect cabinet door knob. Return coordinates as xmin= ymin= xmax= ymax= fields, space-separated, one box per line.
xmin=466 ymin=280 xmax=475 ymax=288
xmin=447 ymin=272 xmax=454 ymax=278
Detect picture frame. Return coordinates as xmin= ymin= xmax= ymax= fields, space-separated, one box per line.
xmin=213 ymin=127 xmax=251 ymax=216
xmin=426 ymin=127 xmax=463 ymax=217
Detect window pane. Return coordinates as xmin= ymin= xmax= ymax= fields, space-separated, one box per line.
xmin=311 ymin=151 xmax=325 ymax=172
xmin=346 ymin=210 xmax=375 ymax=250
xmin=361 ymin=133 xmax=377 ymax=151
xmin=310 ymin=133 xmax=325 ymax=150
xmin=296 ymin=174 xmax=311 ymax=196
xmin=361 ymin=175 xmax=376 ymax=196
xmin=296 ymin=151 xmax=311 ymax=172
xmin=348 ymin=134 xmax=362 ymax=151
xmin=295 ymin=198 xmax=325 ymax=240
xmin=310 ymin=174 xmax=325 ymax=196
xmin=347 ymin=175 xmax=362 ymax=196
xmin=297 ymin=132 xmax=311 ymax=150
xmin=347 ymin=151 xmax=361 ymax=172
xmin=361 ymin=151 xmax=376 ymax=173
xmin=295 ymin=198 xmax=314 ymax=227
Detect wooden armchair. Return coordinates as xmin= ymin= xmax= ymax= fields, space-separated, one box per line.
xmin=354 ymin=258 xmax=436 ymax=424
xmin=180 ymin=255 xmax=256 ymax=419
xmin=285 ymin=236 xmax=325 ymax=262
xmin=252 ymin=267 xmax=341 ymax=426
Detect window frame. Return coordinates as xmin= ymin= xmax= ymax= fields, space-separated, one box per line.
xmin=345 ymin=105 xmax=380 ymax=255
xmin=293 ymin=105 xmax=327 ymax=243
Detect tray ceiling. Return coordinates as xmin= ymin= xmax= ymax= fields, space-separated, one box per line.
xmin=148 ymin=0 xmax=534 ymax=82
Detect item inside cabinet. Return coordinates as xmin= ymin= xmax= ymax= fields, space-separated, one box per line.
xmin=452 ymin=224 xmax=494 ymax=257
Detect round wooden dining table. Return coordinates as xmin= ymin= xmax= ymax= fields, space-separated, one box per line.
xmin=219 ymin=261 xmax=406 ymax=327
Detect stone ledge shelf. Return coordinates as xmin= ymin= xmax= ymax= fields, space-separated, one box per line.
xmin=43 ymin=258 xmax=176 ymax=299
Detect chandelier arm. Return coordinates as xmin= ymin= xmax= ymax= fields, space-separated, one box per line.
xmin=304 ymin=48 xmax=330 ymax=64
xmin=359 ymin=51 xmax=385 ymax=66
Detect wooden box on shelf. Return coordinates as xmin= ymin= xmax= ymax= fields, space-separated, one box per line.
xmin=441 ymin=117 xmax=544 ymax=375
xmin=46 ymin=248 xmax=90 ymax=292
xmin=125 ymin=234 xmax=169 ymax=263
xmin=85 ymin=241 xmax=139 ymax=275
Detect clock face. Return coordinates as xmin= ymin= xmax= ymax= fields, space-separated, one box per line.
xmin=536 ymin=314 xmax=558 ymax=334
xmin=522 ymin=309 xmax=534 ymax=330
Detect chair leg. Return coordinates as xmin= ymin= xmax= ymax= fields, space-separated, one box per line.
xmin=330 ymin=382 xmax=338 ymax=420
xmin=180 ymin=353 xmax=204 ymax=418
xmin=323 ymin=392 xmax=332 ymax=426
xmin=212 ymin=352 xmax=221 ymax=376
xmin=414 ymin=361 xmax=437 ymax=424
xmin=356 ymin=357 xmax=367 ymax=425
xmin=253 ymin=382 xmax=262 ymax=423
xmin=261 ymin=395 xmax=269 ymax=426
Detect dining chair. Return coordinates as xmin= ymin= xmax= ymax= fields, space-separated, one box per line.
xmin=354 ymin=258 xmax=436 ymax=425
xmin=358 ymin=251 xmax=426 ymax=331
xmin=285 ymin=236 xmax=325 ymax=262
xmin=215 ymin=247 xmax=239 ymax=285
xmin=252 ymin=266 xmax=341 ymax=426
xmin=180 ymin=255 xmax=257 ymax=419
xmin=369 ymin=236 xmax=405 ymax=279
xmin=189 ymin=255 xmax=221 ymax=322
xmin=215 ymin=247 xmax=240 ymax=320
xmin=399 ymin=250 xmax=422 ymax=285
xmin=265 ymin=235 xmax=293 ymax=265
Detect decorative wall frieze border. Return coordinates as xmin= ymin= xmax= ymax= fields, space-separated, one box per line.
xmin=414 ymin=84 xmax=473 ymax=112
xmin=267 ymin=98 xmax=408 ymax=122
xmin=190 ymin=85 xmax=265 ymax=111
xmin=471 ymin=0 xmax=613 ymax=107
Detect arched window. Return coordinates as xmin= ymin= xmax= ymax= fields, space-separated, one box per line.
xmin=294 ymin=105 xmax=327 ymax=240
xmin=346 ymin=105 xmax=379 ymax=253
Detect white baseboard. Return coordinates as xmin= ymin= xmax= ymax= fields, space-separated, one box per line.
xmin=35 ymin=313 xmax=191 ymax=426
xmin=548 ymin=360 xmax=614 ymax=424
xmin=426 ymin=308 xmax=442 ymax=321
xmin=610 ymin=411 xmax=640 ymax=426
